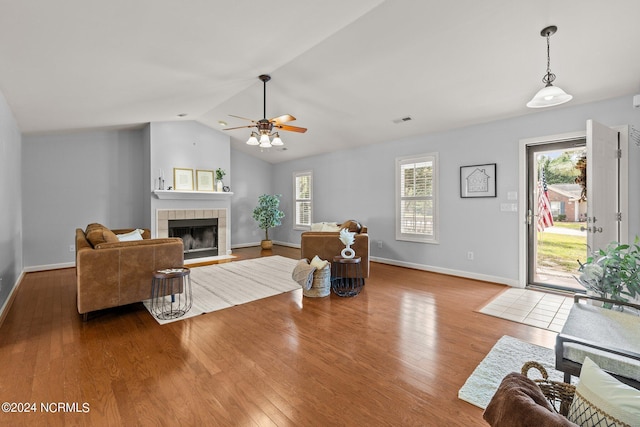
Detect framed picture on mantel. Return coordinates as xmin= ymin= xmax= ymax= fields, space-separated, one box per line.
xmin=196 ymin=169 xmax=214 ymax=192
xmin=173 ymin=168 xmax=194 ymax=191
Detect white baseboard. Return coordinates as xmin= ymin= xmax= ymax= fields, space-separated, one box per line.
xmin=23 ymin=262 xmax=75 ymax=273
xmin=369 ymin=256 xmax=520 ymax=287
xmin=0 ymin=270 xmax=25 ymax=327
xmin=230 ymin=242 xmax=516 ymax=286
xmin=21 ymin=248 xmax=515 ymax=287
xmin=273 ymin=241 xmax=300 ymax=249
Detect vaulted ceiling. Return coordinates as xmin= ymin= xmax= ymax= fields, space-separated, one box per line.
xmin=1 ymin=1 xmax=639 ymax=163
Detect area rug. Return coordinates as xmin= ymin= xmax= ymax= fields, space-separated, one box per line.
xmin=458 ymin=335 xmax=566 ymax=409
xmin=144 ymin=255 xmax=300 ymax=325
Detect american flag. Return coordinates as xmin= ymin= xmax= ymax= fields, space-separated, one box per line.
xmin=537 ymin=167 xmax=554 ymax=231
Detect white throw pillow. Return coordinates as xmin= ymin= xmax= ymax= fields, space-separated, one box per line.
xmin=320 ymin=222 xmax=341 ymax=232
xmin=567 ymin=356 xmax=640 ymax=426
xmin=310 ymin=222 xmax=341 ymax=232
xmin=310 ymin=255 xmax=329 ymax=270
xmin=116 ymin=229 xmax=144 ymax=242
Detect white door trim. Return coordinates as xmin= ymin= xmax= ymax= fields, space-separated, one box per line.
xmin=618 ymin=125 xmax=630 ymax=243
xmin=517 ymin=126 xmax=629 ymax=288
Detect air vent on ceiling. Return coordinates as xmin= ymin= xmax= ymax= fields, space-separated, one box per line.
xmin=392 ymin=116 xmax=412 ymax=124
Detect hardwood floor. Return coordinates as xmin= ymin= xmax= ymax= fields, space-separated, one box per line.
xmin=0 ymin=246 xmax=557 ymax=426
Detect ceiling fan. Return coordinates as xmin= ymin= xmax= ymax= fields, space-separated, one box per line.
xmin=225 ymin=74 xmax=307 ymax=148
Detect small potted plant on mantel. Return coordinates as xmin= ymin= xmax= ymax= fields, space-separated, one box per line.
xmin=576 ymin=237 xmax=640 ymax=309
xmin=252 ymin=194 xmax=285 ymax=250
xmin=215 ymin=168 xmax=226 ymax=192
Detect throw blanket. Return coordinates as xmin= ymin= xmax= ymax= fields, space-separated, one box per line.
xmin=483 ymin=373 xmax=577 ymax=427
xmin=292 ymin=259 xmax=316 ymax=290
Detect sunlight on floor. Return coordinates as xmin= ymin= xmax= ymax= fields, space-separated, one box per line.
xmin=479 ymin=288 xmax=574 ymax=332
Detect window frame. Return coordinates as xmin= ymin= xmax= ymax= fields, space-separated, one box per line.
xmin=293 ymin=170 xmax=313 ymax=231
xmin=395 ymin=153 xmax=439 ymax=244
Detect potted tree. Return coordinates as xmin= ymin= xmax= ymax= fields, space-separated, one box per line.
xmin=252 ymin=194 xmax=285 ymax=249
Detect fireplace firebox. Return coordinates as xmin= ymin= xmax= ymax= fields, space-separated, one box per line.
xmin=168 ymin=218 xmax=218 ymax=259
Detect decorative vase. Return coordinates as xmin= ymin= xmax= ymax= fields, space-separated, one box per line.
xmin=261 ymin=240 xmax=273 ymax=250
xmin=341 ymin=244 xmax=355 ymax=259
xmin=216 ymin=181 xmax=223 ymax=192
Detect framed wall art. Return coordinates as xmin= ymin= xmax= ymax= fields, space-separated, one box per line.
xmin=173 ymin=168 xmax=194 ymax=191
xmin=196 ymin=169 xmax=215 ymax=191
xmin=460 ymin=163 xmax=496 ymax=198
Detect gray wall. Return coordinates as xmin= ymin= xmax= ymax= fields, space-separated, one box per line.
xmin=0 ymin=90 xmax=23 ymax=311
xmin=16 ymin=93 xmax=640 ymax=285
xmin=148 ymin=121 xmax=231 ymax=194
xmin=230 ymin=148 xmax=274 ymax=246
xmin=21 ymin=120 xmax=235 ymax=268
xmin=271 ymin=94 xmax=640 ymax=284
xmin=22 ymin=129 xmax=147 ymax=267
xmin=147 ymin=121 xmax=232 ymax=240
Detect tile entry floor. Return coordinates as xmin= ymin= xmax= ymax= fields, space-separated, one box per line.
xmin=479 ymin=288 xmax=574 ymax=332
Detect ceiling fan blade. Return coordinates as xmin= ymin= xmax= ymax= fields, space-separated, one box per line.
xmin=223 ymin=125 xmax=255 ymax=131
xmin=228 ymin=114 xmax=257 ymax=123
xmin=275 ymin=124 xmax=307 ymax=133
xmin=269 ymin=114 xmax=296 ymax=124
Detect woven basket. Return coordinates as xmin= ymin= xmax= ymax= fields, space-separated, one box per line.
xmin=521 ymin=361 xmax=576 ymax=416
xmin=303 ymin=264 xmax=331 ymax=297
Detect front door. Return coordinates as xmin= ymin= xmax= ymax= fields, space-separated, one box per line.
xmin=522 ymin=120 xmax=625 ymax=290
xmin=527 ymin=140 xmax=587 ymax=291
xmin=586 ymin=120 xmax=620 ymax=251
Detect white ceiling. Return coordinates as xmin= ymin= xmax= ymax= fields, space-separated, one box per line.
xmin=2 ymin=0 xmax=640 ymax=163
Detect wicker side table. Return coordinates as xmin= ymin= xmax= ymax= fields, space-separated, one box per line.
xmin=331 ymin=256 xmax=365 ymax=297
xmin=150 ymin=267 xmax=193 ymax=320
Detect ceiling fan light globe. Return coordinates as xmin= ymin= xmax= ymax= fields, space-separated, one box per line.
xmin=526 ymin=85 xmax=572 ymax=108
xmin=246 ymin=135 xmax=259 ymax=145
xmin=271 ymin=136 xmax=284 ymax=146
xmin=259 ymin=140 xmax=272 ymax=148
xmin=259 ymin=133 xmax=271 ymax=144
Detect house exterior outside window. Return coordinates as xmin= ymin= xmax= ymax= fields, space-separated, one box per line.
xmin=294 ymin=170 xmax=312 ymax=230
xmin=396 ymin=153 xmax=438 ymax=243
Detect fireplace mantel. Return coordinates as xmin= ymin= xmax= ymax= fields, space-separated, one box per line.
xmin=152 ymin=190 xmax=234 ymax=200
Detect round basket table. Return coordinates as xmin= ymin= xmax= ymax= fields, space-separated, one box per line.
xmin=149 ymin=267 xmax=193 ymax=320
xmin=331 ymin=256 xmax=365 ymax=297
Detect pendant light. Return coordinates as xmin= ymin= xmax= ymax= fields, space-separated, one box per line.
xmin=526 ymin=25 xmax=572 ymax=108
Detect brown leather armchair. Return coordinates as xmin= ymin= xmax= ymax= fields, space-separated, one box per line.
xmin=300 ymin=220 xmax=369 ymax=278
xmin=76 ymin=224 xmax=184 ymax=319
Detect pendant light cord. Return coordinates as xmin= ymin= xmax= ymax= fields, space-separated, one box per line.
xmin=543 ymin=30 xmax=556 ymax=86
xmin=263 ymin=79 xmax=267 ymax=119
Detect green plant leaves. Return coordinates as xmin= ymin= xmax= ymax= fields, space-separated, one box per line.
xmin=578 ymin=237 xmax=640 ymax=303
xmin=252 ymin=194 xmax=285 ymax=241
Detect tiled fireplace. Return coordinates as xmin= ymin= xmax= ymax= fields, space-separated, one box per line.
xmin=156 ymin=209 xmax=227 ymax=259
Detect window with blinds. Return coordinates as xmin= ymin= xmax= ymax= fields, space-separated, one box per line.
xmin=396 ymin=153 xmax=439 ymax=243
xmin=294 ymin=171 xmax=312 ymax=229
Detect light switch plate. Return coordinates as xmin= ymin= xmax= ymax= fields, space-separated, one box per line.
xmin=500 ymin=203 xmax=517 ymax=212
